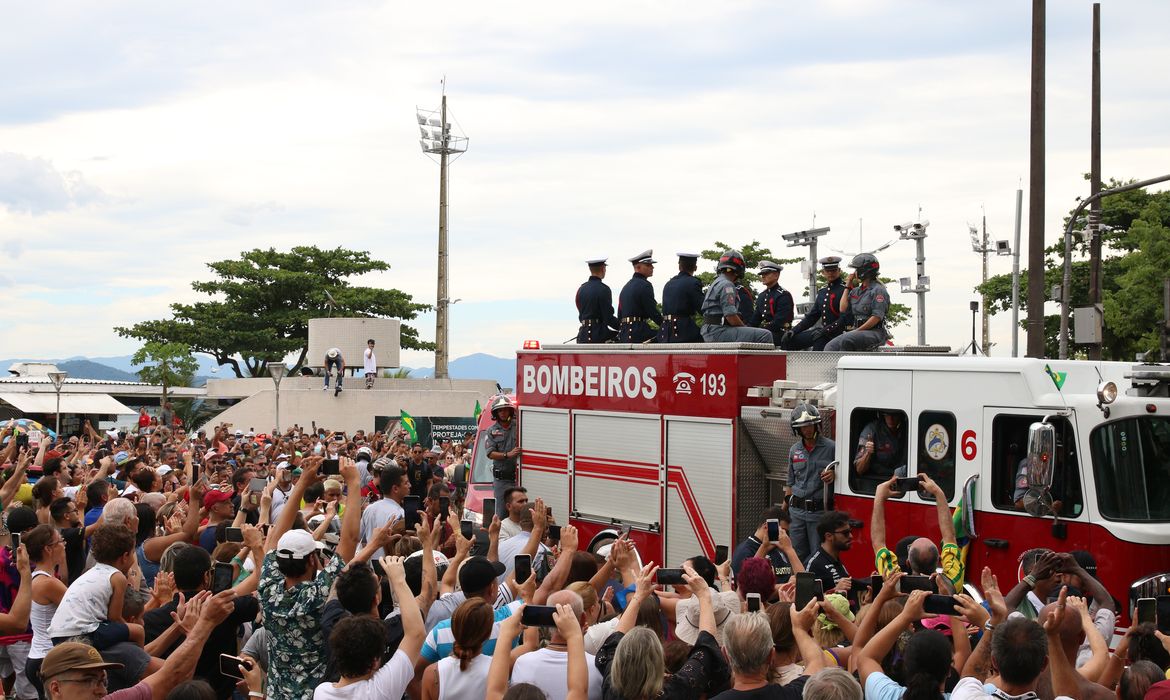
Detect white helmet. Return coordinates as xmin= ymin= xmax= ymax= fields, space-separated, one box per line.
xmin=490 ymin=395 xmax=516 ymax=420
xmin=327 ymin=348 xmax=340 ymax=359
xmin=790 ymin=403 xmax=822 ymax=437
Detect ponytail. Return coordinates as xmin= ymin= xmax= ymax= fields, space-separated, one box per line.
xmin=902 ymin=672 xmax=944 ymax=700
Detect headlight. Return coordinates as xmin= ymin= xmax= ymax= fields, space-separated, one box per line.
xmin=1097 ymin=381 xmax=1118 ymax=405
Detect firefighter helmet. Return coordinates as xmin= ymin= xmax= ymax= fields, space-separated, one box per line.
xmin=790 ymin=402 xmax=822 ymax=437
xmin=490 ymin=395 xmax=516 ymax=420
xmin=717 ymin=249 xmax=746 ymax=278
xmin=849 ymin=253 xmax=880 ymax=280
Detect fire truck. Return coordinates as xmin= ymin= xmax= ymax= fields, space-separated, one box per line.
xmin=479 ymin=343 xmax=1170 ymax=619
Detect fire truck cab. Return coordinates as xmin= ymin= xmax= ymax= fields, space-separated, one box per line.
xmin=504 ymin=344 xmax=1170 ymax=619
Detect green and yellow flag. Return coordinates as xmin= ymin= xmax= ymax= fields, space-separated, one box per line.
xmin=399 ymin=409 xmax=418 ymax=443
xmin=1044 ymin=364 xmax=1067 ymax=390
xmin=473 ymin=400 xmax=483 ymax=423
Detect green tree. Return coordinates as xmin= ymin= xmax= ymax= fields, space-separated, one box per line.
xmin=116 ymin=246 xmax=432 ymax=377
xmin=132 ymin=341 xmax=199 ymax=406
xmin=976 ymin=178 xmax=1170 ymax=359
xmin=699 ymin=240 xmax=910 ymax=335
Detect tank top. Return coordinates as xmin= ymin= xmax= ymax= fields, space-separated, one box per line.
xmin=436 ymin=653 xmax=491 ymax=700
xmin=29 ymin=571 xmax=57 ymax=659
xmin=137 ymin=543 xmax=160 ymax=589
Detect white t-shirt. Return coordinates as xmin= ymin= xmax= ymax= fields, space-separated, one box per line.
xmin=510 ymin=646 xmax=604 ymax=700
xmin=360 ymin=498 xmax=405 ymax=559
xmin=48 ymin=563 xmax=117 ymax=637
xmin=498 ymin=517 xmax=522 ymax=542
xmin=497 ymin=532 xmax=551 ymax=583
xmin=949 ymin=677 xmax=1072 ymax=700
xmin=363 ymin=348 xmax=377 ymax=374
xmin=313 ymin=648 xmax=413 ymax=699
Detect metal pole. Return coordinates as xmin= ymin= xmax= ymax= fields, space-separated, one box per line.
xmin=1163 ymin=279 xmax=1170 ymax=362
xmin=1087 ymin=3 xmax=1103 ymax=360
xmin=808 ymin=239 xmax=819 ymax=303
xmin=274 ymin=385 xmax=280 ymax=435
xmin=1026 ymin=0 xmax=1047 ymax=358
xmin=982 ymin=214 xmax=990 ymax=354
xmin=916 ymin=237 xmax=926 ymax=345
xmin=436 ymin=94 xmax=450 ymax=379
xmin=1012 ymin=188 xmax=1023 ymax=357
xmin=54 ymin=389 xmax=61 ymax=436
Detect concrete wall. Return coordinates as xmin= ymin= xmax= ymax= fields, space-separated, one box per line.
xmin=202 ymin=384 xmax=497 ymax=434
xmin=204 ymin=377 xmax=497 ymax=400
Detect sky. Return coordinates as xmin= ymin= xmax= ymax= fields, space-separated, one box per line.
xmin=1 ymin=0 xmax=1168 ymax=369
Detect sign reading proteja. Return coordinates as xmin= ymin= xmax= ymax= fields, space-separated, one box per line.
xmin=517 ymin=351 xmax=781 ymax=417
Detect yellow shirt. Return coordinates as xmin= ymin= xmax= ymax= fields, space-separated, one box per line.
xmin=875 ymin=542 xmax=963 ymax=587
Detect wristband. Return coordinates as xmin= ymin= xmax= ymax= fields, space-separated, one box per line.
xmin=983 ymin=620 xmax=996 ymax=633
xmin=248 ymin=693 xmax=265 ymax=699
xmin=1023 ymin=574 xmax=1037 ymax=589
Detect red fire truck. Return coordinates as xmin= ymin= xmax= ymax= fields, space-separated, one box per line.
xmin=473 ymin=344 xmax=1170 ymax=619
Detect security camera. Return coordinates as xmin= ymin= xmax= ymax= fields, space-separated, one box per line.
xmin=893 ymin=222 xmax=913 ymax=232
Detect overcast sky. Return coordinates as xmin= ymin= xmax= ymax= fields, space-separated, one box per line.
xmin=1 ymin=0 xmax=1168 ymax=369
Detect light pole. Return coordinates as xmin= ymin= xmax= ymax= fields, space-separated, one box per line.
xmin=47 ymin=371 xmax=67 ymax=436
xmin=781 ymin=226 xmax=831 ymax=312
xmin=267 ymin=362 xmax=287 ymax=434
xmin=417 ymin=81 xmax=469 ymax=379
xmin=895 ymin=221 xmax=930 ymax=346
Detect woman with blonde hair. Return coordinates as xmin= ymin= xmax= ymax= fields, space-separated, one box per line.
xmin=422 ymin=597 xmax=494 ymax=699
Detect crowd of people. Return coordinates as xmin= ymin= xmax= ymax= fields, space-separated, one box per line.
xmin=0 ymin=417 xmax=1167 ymax=700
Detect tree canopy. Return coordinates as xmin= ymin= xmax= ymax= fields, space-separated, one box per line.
xmin=976 ymin=178 xmax=1170 ymax=359
xmin=116 ymin=246 xmax=431 ymax=377
xmin=132 ymin=341 xmax=198 ymax=404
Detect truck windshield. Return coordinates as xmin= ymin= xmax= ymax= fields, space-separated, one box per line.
xmin=1090 ymin=416 xmax=1170 ymax=521
xmin=470 ymin=431 xmax=495 ymax=484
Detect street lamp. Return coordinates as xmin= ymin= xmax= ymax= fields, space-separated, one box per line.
xmin=895 ymin=221 xmax=931 ymax=346
xmin=267 ymin=362 xmax=288 ymax=434
xmin=47 ymin=371 xmax=67 ymax=436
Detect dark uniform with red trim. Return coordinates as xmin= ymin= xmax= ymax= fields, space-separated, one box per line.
xmin=576 ymin=260 xmax=619 ymax=343
xmin=750 ymin=260 xmax=794 ymax=345
xmin=785 ymin=256 xmax=847 ymax=350
xmin=658 ymin=253 xmax=703 ymax=343
xmin=617 ymin=250 xmax=662 ymax=343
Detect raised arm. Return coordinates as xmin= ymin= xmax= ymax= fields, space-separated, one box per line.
xmin=616 ymin=564 xmax=657 ymax=635
xmin=265 ymin=458 xmax=320 ymax=550
xmin=870 ymin=477 xmax=894 ymax=554
xmin=921 ymin=474 xmax=955 ymax=544
xmin=0 ymin=547 xmax=31 ymax=634
xmin=961 ymin=567 xmax=1008 ymax=683
xmin=140 ymin=590 xmax=235 ymax=699
xmin=859 ymin=590 xmax=929 ymax=686
xmin=384 ymin=555 xmax=425 ymax=660
xmin=554 ymin=603 xmax=589 ymax=700
xmin=337 ymin=457 xmax=361 ymax=562
xmin=533 ymin=526 xmax=579 ymax=604
xmin=0 ymin=450 xmax=30 ymax=510
xmin=143 ymin=475 xmax=203 ymax=561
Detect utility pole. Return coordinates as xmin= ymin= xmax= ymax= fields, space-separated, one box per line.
xmin=1163 ymin=279 xmax=1170 ymax=362
xmin=417 ymin=84 xmax=468 ymax=379
xmin=1087 ymin=3 xmax=1103 ymax=360
xmin=1026 ymin=0 xmax=1047 ymax=358
xmin=1012 ymin=188 xmax=1023 ymax=357
xmin=969 ymin=216 xmax=993 ymax=354
xmin=896 ymin=221 xmax=931 ymax=346
xmin=781 ymin=226 xmax=831 ymax=306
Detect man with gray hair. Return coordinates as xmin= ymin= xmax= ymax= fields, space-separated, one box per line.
xmin=101 ymin=497 xmax=139 ymax=532
xmin=510 ymin=589 xmax=604 ymax=700
xmin=801 ymin=668 xmax=862 ymax=700
xmin=711 ymin=607 xmax=824 ymax=699
xmin=870 ymin=473 xmax=963 ymax=591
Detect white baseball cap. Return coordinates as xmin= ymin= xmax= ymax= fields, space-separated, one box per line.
xmin=275 ymin=530 xmax=326 ymax=560
xmin=156 ymin=465 xmax=174 ymax=476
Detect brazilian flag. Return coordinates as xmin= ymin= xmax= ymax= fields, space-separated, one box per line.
xmin=1044 ymin=364 xmax=1067 ymax=390
xmin=473 ymin=400 xmax=482 ymax=423
xmin=399 ymin=409 xmax=418 ymax=443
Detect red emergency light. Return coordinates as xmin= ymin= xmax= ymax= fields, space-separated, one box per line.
xmin=523 ymin=340 xmax=541 ymax=350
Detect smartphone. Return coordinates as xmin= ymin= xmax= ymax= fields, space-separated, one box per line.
xmin=620 ymin=523 xmax=632 ymax=538
xmin=714 ymin=544 xmax=729 ymax=566
xmin=481 ymin=498 xmax=495 ymax=525
xmin=546 ymin=524 xmax=561 ymax=543
xmin=766 ymin=518 xmax=780 ymax=543
xmin=521 ymin=604 xmax=558 ymax=627
xmin=9 ymin=533 xmax=19 ymax=553
xmin=795 ymin=572 xmax=824 ymax=610
xmin=899 ymin=575 xmax=936 ymax=594
xmin=514 ymin=554 xmax=532 ymax=584
xmin=219 ymin=654 xmax=252 ymax=680
xmin=460 ymin=520 xmax=474 ymax=540
xmin=438 ymin=496 xmax=450 ymax=522
xmin=249 ymin=477 xmax=266 ymax=491
xmin=1157 ymin=596 xmax=1170 ymax=634
xmin=870 ymin=574 xmax=885 ymax=598
xmin=371 ymin=559 xmax=386 ymax=578
xmin=656 ymin=568 xmax=687 ymax=585
xmin=895 ymin=476 xmax=922 ymax=493
xmin=404 ymin=495 xmax=421 ymax=529
xmin=225 ymin=527 xmax=244 ymax=543
xmin=1137 ymin=597 xmax=1157 ymax=624
xmin=747 ymin=593 xmax=762 ymax=612
xmin=923 ymin=594 xmax=959 ymax=616
xmin=322 ymin=458 xmax=340 ymax=476
xmin=212 ymin=562 xmax=234 ymax=594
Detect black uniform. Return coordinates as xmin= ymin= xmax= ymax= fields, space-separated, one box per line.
xmin=576 ymin=276 xmax=619 ymax=343
xmin=658 ymin=271 xmax=703 ymax=343
xmin=751 ymin=284 xmax=794 ymax=345
xmin=617 ymin=273 xmax=661 ymax=343
xmin=736 ymin=285 xmax=754 ymax=322
xmin=786 ymin=277 xmax=847 ymax=350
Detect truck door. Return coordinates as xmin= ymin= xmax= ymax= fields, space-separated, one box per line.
xmin=518 ymin=407 xmax=570 ymax=525
xmin=664 ymin=416 xmax=733 ymax=567
xmin=572 ymin=411 xmax=662 ymax=539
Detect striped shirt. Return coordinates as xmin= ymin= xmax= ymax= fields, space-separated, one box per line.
xmin=420 ymin=600 xmax=523 ymax=663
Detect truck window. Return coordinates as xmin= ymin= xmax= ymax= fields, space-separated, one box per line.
xmin=1090 ymin=416 xmax=1170 ymax=522
xmin=990 ymin=414 xmax=1083 ymax=517
xmin=849 ymin=408 xmax=909 ymax=495
xmin=917 ymin=411 xmax=956 ymax=500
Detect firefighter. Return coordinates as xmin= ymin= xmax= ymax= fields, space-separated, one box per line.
xmin=657 ymin=252 xmax=704 ymax=343
xmin=783 ymin=256 xmax=847 ymax=351
xmin=750 ymin=260 xmax=794 ymax=345
xmin=785 ymin=402 xmax=836 ymax=562
xmin=485 ymin=395 xmax=520 ymax=506
xmin=576 ymin=257 xmax=619 ymax=343
xmin=824 ymin=252 xmax=891 ymax=351
xmin=854 ymin=410 xmax=907 ymax=492
xmin=700 ymin=250 xmax=775 ymax=344
xmin=617 ymin=249 xmax=662 ymax=343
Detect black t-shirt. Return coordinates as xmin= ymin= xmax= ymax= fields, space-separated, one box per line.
xmin=405 ymin=459 xmax=429 ymax=498
xmin=711 ymin=678 xmax=808 ymax=699
xmin=143 ymin=591 xmax=260 ymax=699
xmin=803 ymin=547 xmax=849 ymax=595
xmin=59 ymin=526 xmax=87 ymax=585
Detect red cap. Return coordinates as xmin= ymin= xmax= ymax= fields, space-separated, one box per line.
xmin=202 ymin=489 xmax=233 ymax=509
xmin=1146 ymin=680 xmax=1170 ymax=700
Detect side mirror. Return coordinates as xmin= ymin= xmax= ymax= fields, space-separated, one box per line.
xmin=1025 ymin=421 xmax=1055 ymax=490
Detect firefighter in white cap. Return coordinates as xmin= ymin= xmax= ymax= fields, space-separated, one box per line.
xmin=750 ymin=259 xmax=794 ymax=345
xmin=485 ymin=395 xmax=520 ymax=505
xmin=576 ymin=257 xmax=619 ymax=343
xmin=658 ymin=252 xmax=704 ymax=343
xmin=617 ymin=249 xmax=662 ymax=343
xmin=700 ymin=250 xmax=775 ymax=344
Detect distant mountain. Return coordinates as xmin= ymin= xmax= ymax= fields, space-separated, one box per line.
xmin=407 ymin=353 xmax=516 ymax=388
xmin=56 ymin=360 xmax=140 ymax=382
